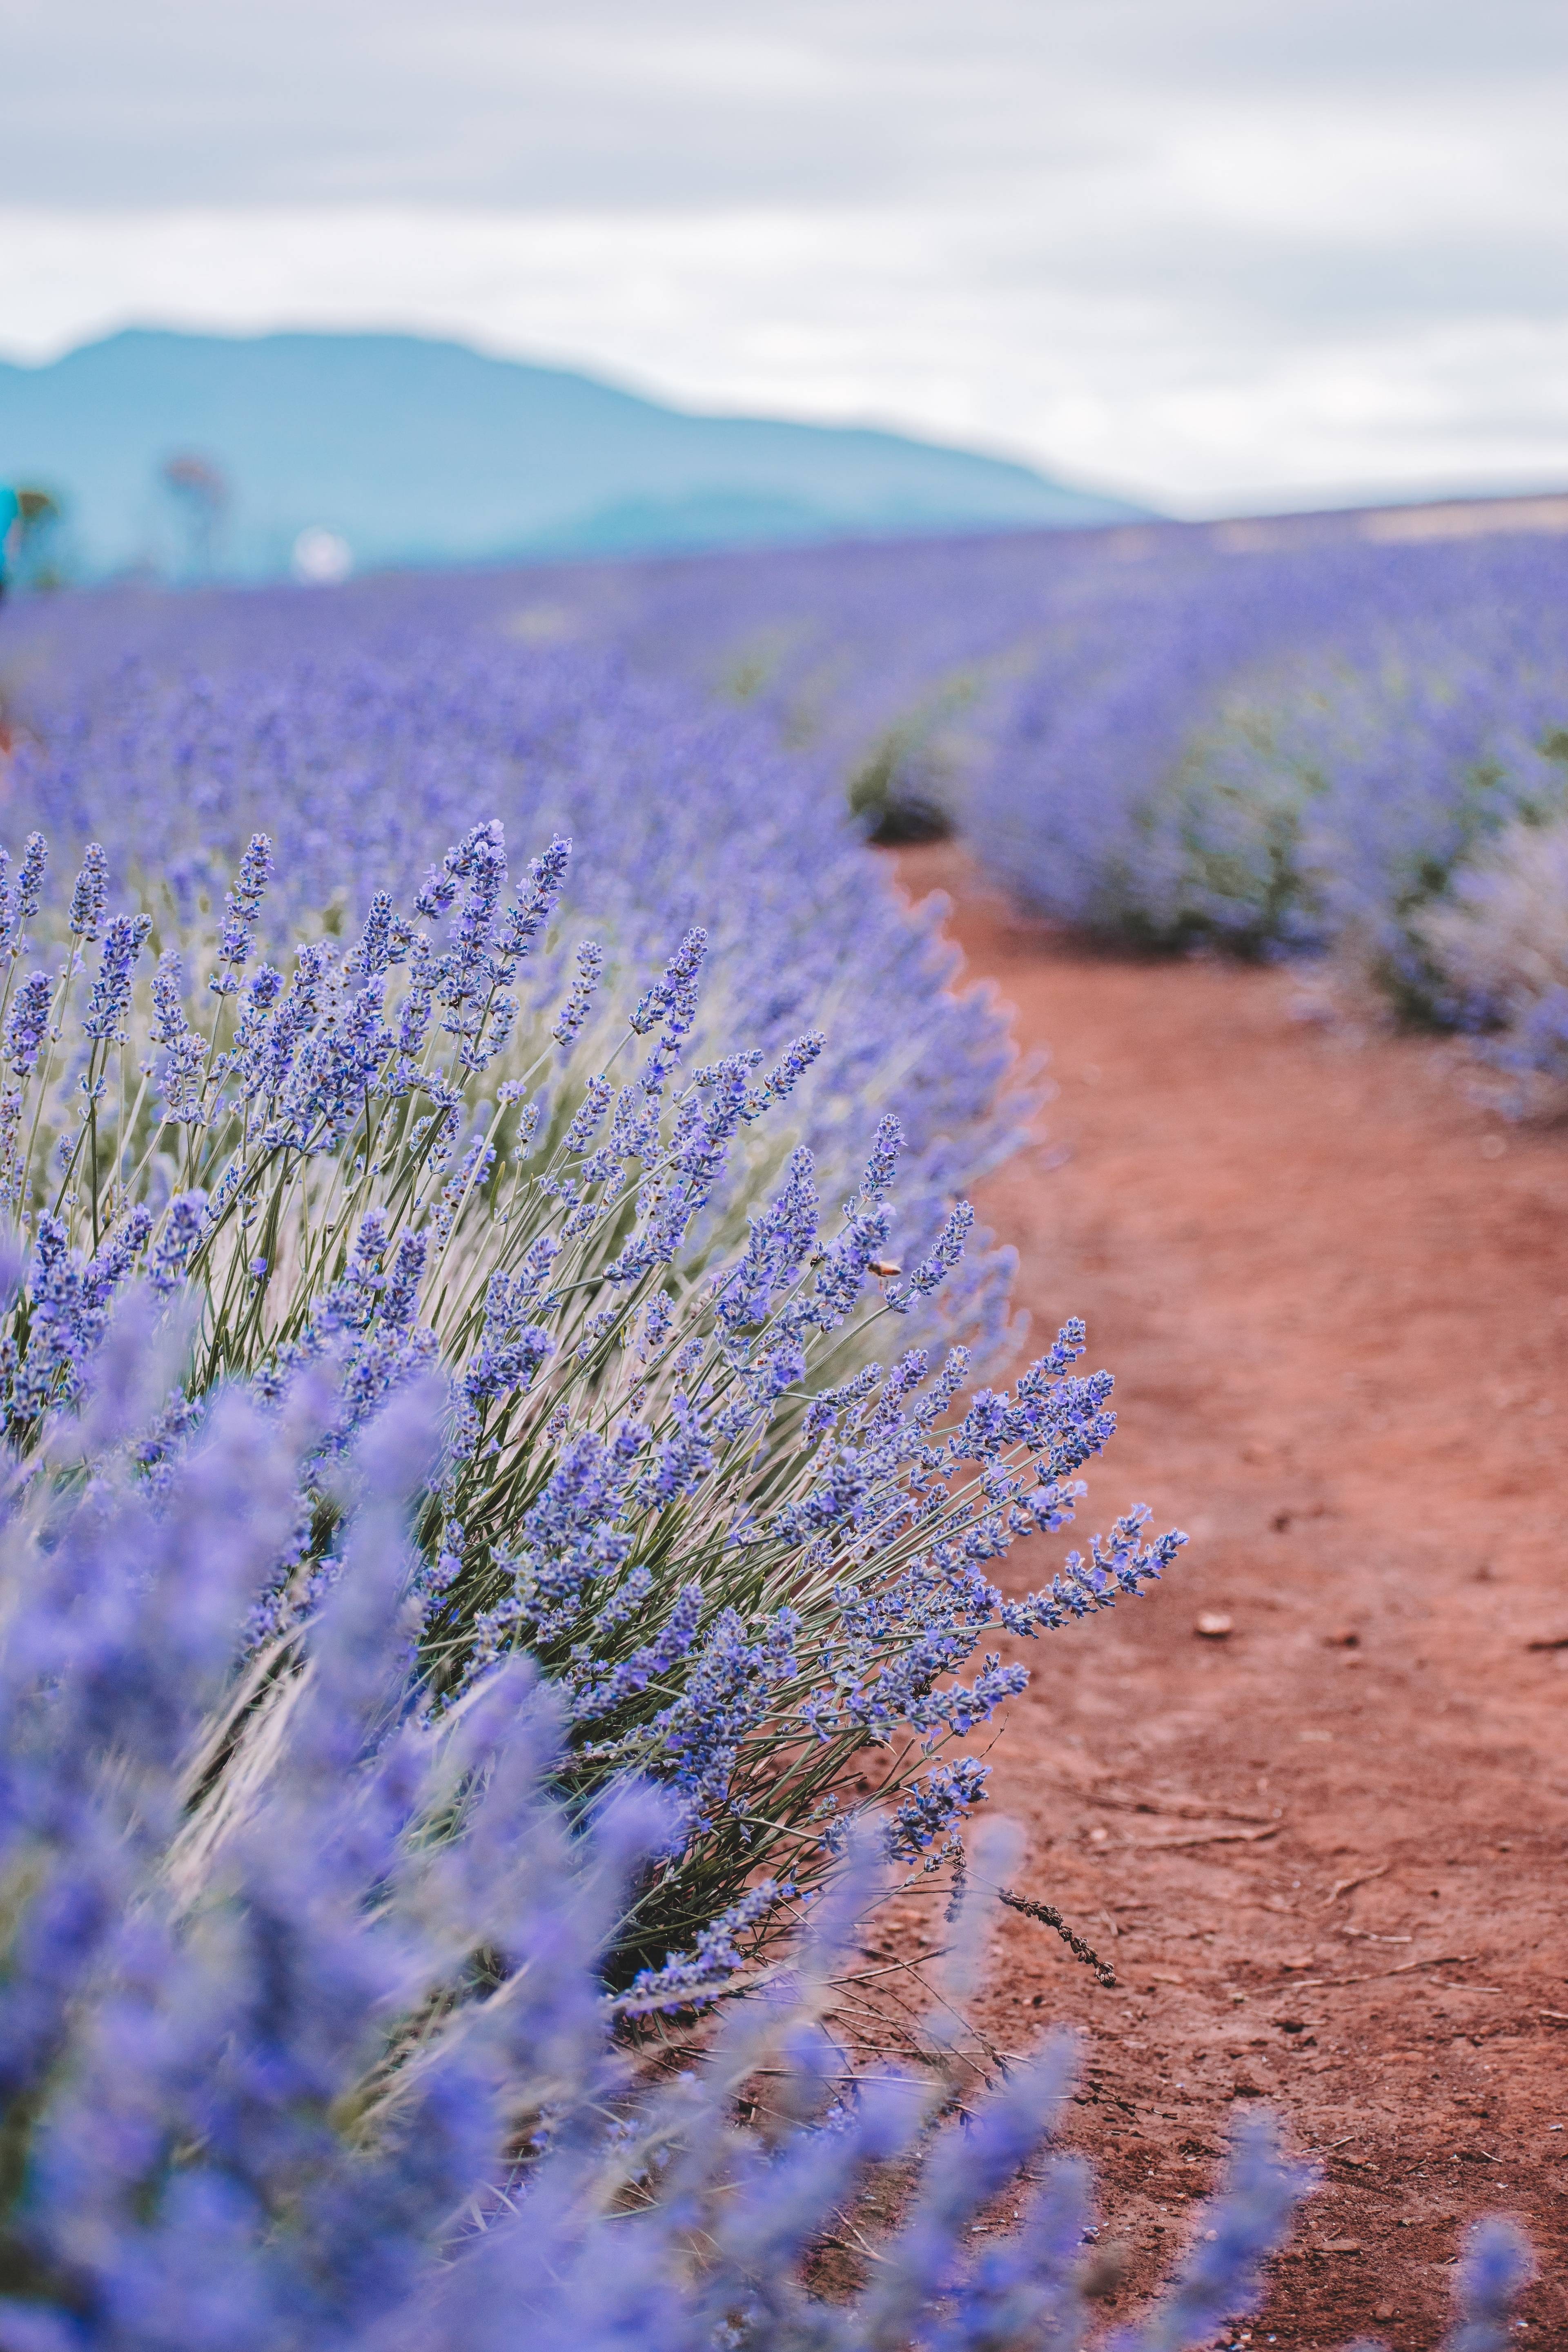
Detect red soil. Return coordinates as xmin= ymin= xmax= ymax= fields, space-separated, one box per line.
xmin=890 ymin=844 xmax=1568 ymax=2350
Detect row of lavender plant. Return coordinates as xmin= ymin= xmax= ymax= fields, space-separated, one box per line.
xmin=18 ymin=532 xmax=1568 ymax=1038
xmin=142 ymin=517 xmax=1566 ymax=1090
xmin=0 ymin=1336 xmax=1532 ymax=2348
xmin=0 ymin=816 xmax=1181 ymax=1984
xmin=641 ymin=526 xmax=1568 ymax=1084
xmin=639 ymin=523 xmax=1568 ymax=1090
xmin=0 ymin=578 xmax=1539 ymax=2339
xmin=0 ymin=593 xmax=1023 ymax=1297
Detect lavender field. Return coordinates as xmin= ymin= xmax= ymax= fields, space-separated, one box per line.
xmin=0 ymin=520 xmax=1552 ymax=2345
xmin=17 ymin=509 xmax=1568 ymax=1078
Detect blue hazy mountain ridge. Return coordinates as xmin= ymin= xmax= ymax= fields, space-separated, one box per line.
xmin=0 ymin=328 xmax=1150 ymax=577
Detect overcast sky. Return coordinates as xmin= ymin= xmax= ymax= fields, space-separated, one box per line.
xmin=2 ymin=0 xmax=1565 ymax=512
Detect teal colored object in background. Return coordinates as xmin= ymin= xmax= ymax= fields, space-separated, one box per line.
xmin=0 ymin=482 xmax=19 ymax=586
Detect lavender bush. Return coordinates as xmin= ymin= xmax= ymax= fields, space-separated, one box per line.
xmin=0 ymin=815 xmax=1181 ymax=1981
xmin=0 ymin=595 xmax=1020 ymax=1291
xmin=0 ymin=1345 xmax=1530 ymax=2349
xmin=1412 ymin=813 xmax=1568 ymax=1108
xmin=963 ymin=537 xmax=1568 ymax=957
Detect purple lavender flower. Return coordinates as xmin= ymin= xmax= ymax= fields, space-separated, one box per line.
xmin=854 ymin=2036 xmax=1081 ymax=2349
xmin=566 ymin=1579 xmax=704 ymax=1725
xmin=344 ymin=887 xmax=394 ymax=984
xmin=631 ymin=924 xmax=706 ymax=1035
xmin=552 ymin=937 xmax=604 ymax=1050
xmin=1443 ymin=2216 xmax=1536 ymax=2352
xmin=3 ymin=1214 xmax=113 ymax=1427
xmin=67 ymin=840 xmax=108 ymax=940
xmin=9 ymin=829 xmax=47 ymax=933
xmin=82 ymin=911 xmax=152 ymax=1041
xmin=1108 ymin=2110 xmax=1316 ymax=2352
xmin=429 ymin=818 xmax=511 ymax=1061
xmin=150 ymin=1191 xmax=208 ymax=1296
xmin=561 ymin=1072 xmax=615 ymax=1156
xmin=618 ymin=1879 xmax=782 ymax=2015
xmin=209 ymin=831 xmax=274 ymax=996
xmin=889 ymin=1197 xmax=975 ymax=1312
xmin=637 ymin=1603 xmax=799 ymax=1819
xmin=4 ymin=970 xmax=54 ymax=1075
xmin=885 ymin=1756 xmax=991 ymax=1857
xmin=148 ymin=949 xmax=209 ymax=1119
xmin=462 ymin=1316 xmax=552 ymax=1411
xmin=381 ymin=1229 xmax=428 ymax=1330
xmin=919 ymin=2152 xmax=1094 ymax=2352
xmin=717 ymin=1146 xmax=819 ymax=1330
xmin=499 ymin=831 xmax=572 ymax=958
xmin=742 ymin=1028 xmax=825 ymax=1123
xmin=858 ymin=1110 xmax=904 ymax=1201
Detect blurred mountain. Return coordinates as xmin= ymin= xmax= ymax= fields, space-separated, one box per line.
xmin=0 ymin=328 xmax=1150 ymax=581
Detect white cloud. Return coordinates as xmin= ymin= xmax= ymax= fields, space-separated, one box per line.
xmin=0 ymin=0 xmax=1565 ymax=509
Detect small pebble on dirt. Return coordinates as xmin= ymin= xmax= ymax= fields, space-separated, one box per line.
xmin=1323 ymin=1628 xmax=1359 ymax=1647
xmin=1194 ymin=1612 xmax=1233 ymax=1639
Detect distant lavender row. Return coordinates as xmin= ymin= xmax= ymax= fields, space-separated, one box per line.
xmin=501 ymin=525 xmax=1568 ymax=996
xmin=505 ymin=521 xmax=1568 ymax=976
xmin=0 ymin=582 xmax=1022 ymax=1297
xmin=490 ymin=523 xmax=1568 ymax=1073
xmin=22 ymin=526 xmax=1568 ymax=946
xmin=11 ymin=516 xmax=1568 ymax=1102
xmin=974 ymin=534 xmax=1568 ymax=967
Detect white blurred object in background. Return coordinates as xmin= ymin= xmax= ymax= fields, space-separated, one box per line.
xmin=292 ymin=526 xmax=352 ymax=584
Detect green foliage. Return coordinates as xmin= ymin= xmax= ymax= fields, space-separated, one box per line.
xmin=846 ymin=677 xmax=981 ymax=847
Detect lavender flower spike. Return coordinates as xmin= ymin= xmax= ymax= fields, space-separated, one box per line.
xmin=210 ymin=831 xmax=274 ymax=993
xmin=82 ymin=912 xmax=152 ymax=1041
xmin=1441 ymin=2216 xmax=1537 ymax=2352
xmin=553 ymin=938 xmax=604 ymax=1049
xmin=150 ymin=1190 xmax=209 ymax=1295
xmin=67 ymin=840 xmax=108 ymax=940
xmin=4 ymin=971 xmax=54 ymax=1075
xmin=1108 ymin=2109 xmax=1315 ymax=2352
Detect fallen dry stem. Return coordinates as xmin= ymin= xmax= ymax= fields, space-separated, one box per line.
xmin=1141 ymin=1823 xmax=1283 ymax=1853
xmin=1324 ymin=1861 xmax=1392 ymax=1904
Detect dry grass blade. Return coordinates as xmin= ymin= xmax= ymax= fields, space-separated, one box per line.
xmin=1141 ymin=1822 xmax=1283 ymax=1852
xmin=1324 ymin=1860 xmax=1392 ymax=1904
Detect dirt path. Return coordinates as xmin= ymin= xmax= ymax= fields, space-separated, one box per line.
xmin=891 ymin=845 xmax=1568 ymax=2350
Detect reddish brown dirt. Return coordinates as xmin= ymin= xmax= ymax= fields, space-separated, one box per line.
xmin=889 ymin=845 xmax=1568 ymax=2350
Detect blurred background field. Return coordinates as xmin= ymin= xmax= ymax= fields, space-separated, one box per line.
xmin=9 ymin=496 xmax=1568 ymax=1109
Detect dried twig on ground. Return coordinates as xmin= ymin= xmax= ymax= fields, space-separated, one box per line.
xmin=1080 ymin=1784 xmax=1278 ymax=1825
xmin=997 ymin=1889 xmax=1117 ymax=1987
xmin=1145 ymin=1823 xmax=1283 ymax=1852
xmin=1324 ymin=1860 xmax=1392 ymax=1904
xmin=1288 ymin=1951 xmax=1482 ymax=1991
